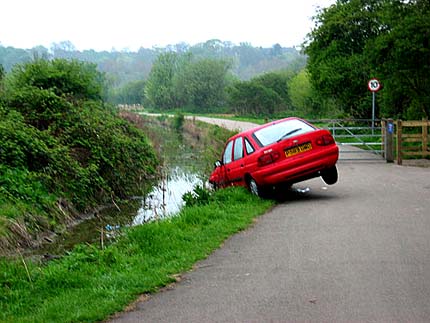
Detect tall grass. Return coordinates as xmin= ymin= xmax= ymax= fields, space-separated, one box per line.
xmin=0 ymin=187 xmax=273 ymax=323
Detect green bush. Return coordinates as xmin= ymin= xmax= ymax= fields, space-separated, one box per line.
xmin=172 ymin=113 xmax=185 ymax=132
xmin=0 ymin=110 xmax=52 ymax=170
xmin=182 ymin=185 xmax=212 ymax=207
xmin=0 ymin=59 xmax=158 ymax=249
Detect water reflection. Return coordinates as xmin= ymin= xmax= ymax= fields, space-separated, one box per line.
xmin=28 ymin=115 xmax=213 ymax=257
xmin=133 ymin=166 xmax=202 ymax=225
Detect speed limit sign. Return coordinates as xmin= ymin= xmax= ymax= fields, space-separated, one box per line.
xmin=368 ymin=78 xmax=381 ymax=92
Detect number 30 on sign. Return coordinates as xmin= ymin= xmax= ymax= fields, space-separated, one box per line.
xmin=368 ymin=78 xmax=381 ymax=92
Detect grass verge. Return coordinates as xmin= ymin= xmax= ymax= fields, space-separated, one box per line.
xmin=0 ymin=187 xmax=274 ymax=323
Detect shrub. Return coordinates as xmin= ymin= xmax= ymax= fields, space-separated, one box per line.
xmin=0 ymin=59 xmax=158 ymax=249
xmin=182 ymin=185 xmax=212 ymax=207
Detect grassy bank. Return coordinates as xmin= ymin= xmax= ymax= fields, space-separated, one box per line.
xmin=0 ymin=187 xmax=274 ymax=323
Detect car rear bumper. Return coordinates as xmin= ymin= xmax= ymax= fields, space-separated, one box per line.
xmin=252 ymin=145 xmax=339 ymax=186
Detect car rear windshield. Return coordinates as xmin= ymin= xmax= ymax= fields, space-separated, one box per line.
xmin=252 ymin=119 xmax=315 ymax=147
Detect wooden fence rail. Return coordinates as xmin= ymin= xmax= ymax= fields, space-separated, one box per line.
xmin=396 ymin=119 xmax=430 ymax=165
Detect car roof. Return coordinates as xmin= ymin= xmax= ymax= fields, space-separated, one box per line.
xmin=228 ymin=117 xmax=303 ymax=140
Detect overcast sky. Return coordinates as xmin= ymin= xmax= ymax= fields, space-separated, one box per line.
xmin=1 ymin=0 xmax=335 ymax=51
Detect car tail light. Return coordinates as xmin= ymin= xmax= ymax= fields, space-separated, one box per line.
xmin=258 ymin=150 xmax=280 ymax=166
xmin=316 ymin=134 xmax=335 ymax=146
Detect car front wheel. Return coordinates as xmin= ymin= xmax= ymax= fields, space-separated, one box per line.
xmin=321 ymin=165 xmax=338 ymax=185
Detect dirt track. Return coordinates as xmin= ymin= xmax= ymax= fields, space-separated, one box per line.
xmin=190 ymin=116 xmax=259 ymax=132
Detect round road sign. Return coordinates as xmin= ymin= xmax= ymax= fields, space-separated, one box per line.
xmin=368 ymin=78 xmax=381 ymax=92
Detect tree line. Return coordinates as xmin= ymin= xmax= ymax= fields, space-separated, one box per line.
xmin=2 ymin=0 xmax=429 ymax=120
xmin=305 ymin=0 xmax=430 ymax=120
xmin=0 ymin=40 xmax=305 ymax=87
xmin=142 ymin=51 xmax=306 ymax=117
xmin=1 ymin=40 xmax=307 ymax=117
xmin=105 ymin=0 xmax=430 ymax=120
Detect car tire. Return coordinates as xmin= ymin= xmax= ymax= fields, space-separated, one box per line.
xmin=248 ymin=178 xmax=263 ymax=197
xmin=321 ymin=165 xmax=338 ymax=185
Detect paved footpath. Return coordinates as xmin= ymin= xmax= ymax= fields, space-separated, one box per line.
xmin=109 ymin=119 xmax=430 ymax=322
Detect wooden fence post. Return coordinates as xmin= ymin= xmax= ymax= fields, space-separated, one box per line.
xmin=423 ymin=118 xmax=428 ymax=155
xmin=396 ymin=120 xmax=402 ymax=165
xmin=381 ymin=120 xmax=386 ymax=158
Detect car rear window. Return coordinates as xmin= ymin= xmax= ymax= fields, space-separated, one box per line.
xmin=252 ymin=119 xmax=315 ymax=147
xmin=244 ymin=137 xmax=255 ymax=155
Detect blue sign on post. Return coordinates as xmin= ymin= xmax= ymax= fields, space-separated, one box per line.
xmin=387 ymin=122 xmax=394 ymax=134
xmin=385 ymin=119 xmax=394 ymax=162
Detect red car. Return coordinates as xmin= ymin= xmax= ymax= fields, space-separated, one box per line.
xmin=209 ymin=117 xmax=339 ymax=197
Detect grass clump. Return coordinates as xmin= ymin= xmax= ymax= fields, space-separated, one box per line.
xmin=0 ymin=187 xmax=273 ymax=323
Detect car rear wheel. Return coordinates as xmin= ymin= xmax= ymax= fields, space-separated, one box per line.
xmin=248 ymin=178 xmax=259 ymax=196
xmin=248 ymin=178 xmax=266 ymax=197
xmin=321 ymin=165 xmax=338 ymax=185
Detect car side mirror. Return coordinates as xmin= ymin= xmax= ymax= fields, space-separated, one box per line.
xmin=214 ymin=160 xmax=223 ymax=168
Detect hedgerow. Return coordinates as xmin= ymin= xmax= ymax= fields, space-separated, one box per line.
xmin=0 ymin=59 xmax=158 ymax=252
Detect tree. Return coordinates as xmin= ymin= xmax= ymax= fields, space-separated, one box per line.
xmin=305 ymin=0 xmax=384 ymax=118
xmin=270 ymin=43 xmax=283 ymax=57
xmin=288 ymin=70 xmax=313 ymax=117
xmin=0 ymin=46 xmax=32 ymax=71
xmin=226 ymin=70 xmax=299 ymax=117
xmin=227 ymin=78 xmax=283 ymax=117
xmin=288 ymin=69 xmax=341 ymax=118
xmin=109 ymin=79 xmax=146 ymax=105
xmin=366 ymin=0 xmax=430 ymax=118
xmin=50 ymin=41 xmax=78 ymax=59
xmin=145 ymin=52 xmax=233 ymax=111
xmin=305 ymin=0 xmax=430 ymax=119
xmin=144 ymin=52 xmax=182 ymax=109
xmin=173 ymin=58 xmax=231 ymax=111
xmin=0 ymin=64 xmax=4 ymax=93
xmin=30 ymin=46 xmax=51 ymax=60
xmin=253 ymin=71 xmax=292 ymax=105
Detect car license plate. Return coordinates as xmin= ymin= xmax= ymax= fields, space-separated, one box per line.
xmin=284 ymin=142 xmax=312 ymax=157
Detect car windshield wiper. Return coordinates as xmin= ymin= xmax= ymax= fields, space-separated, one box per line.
xmin=277 ymin=128 xmax=302 ymax=142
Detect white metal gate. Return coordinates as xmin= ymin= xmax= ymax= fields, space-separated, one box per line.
xmin=311 ymin=119 xmax=385 ymax=161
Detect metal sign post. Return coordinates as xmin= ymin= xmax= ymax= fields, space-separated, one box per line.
xmin=368 ymin=78 xmax=381 ymax=134
xmin=372 ymin=91 xmax=376 ymax=134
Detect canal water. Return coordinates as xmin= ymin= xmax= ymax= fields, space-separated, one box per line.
xmin=35 ymin=118 xmax=209 ymax=256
